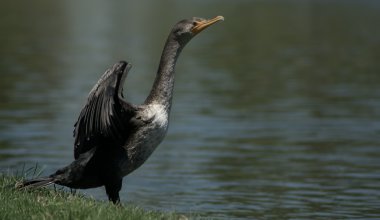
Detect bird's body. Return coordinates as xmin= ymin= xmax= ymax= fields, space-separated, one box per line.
xmin=18 ymin=16 xmax=223 ymax=203
xmin=123 ymin=103 xmax=169 ymax=174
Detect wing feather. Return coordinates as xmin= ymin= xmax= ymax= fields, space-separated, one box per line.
xmin=73 ymin=61 xmax=135 ymax=159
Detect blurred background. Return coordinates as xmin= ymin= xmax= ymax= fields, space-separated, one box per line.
xmin=1 ymin=0 xmax=380 ymax=219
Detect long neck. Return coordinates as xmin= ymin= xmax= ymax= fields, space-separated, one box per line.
xmin=145 ymin=35 xmax=183 ymax=109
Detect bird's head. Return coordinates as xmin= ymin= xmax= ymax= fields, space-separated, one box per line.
xmin=172 ymin=16 xmax=224 ymax=45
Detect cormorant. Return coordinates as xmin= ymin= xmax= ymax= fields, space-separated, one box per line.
xmin=18 ymin=16 xmax=224 ymax=203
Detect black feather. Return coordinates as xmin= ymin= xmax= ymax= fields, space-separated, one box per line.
xmin=73 ymin=61 xmax=136 ymax=159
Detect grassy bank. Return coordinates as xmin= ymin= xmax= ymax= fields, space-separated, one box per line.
xmin=0 ymin=174 xmax=186 ymax=220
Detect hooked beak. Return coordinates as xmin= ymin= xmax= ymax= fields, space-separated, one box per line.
xmin=191 ymin=15 xmax=224 ymax=35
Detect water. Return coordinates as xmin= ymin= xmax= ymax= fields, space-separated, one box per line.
xmin=1 ymin=0 xmax=380 ymax=219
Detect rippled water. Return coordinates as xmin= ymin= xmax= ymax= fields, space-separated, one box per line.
xmin=1 ymin=1 xmax=380 ymax=219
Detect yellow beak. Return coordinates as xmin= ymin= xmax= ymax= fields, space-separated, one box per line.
xmin=191 ymin=15 xmax=224 ymax=34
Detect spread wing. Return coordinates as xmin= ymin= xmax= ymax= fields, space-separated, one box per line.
xmin=73 ymin=61 xmax=136 ymax=159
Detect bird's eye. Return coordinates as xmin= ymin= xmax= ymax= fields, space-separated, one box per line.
xmin=193 ymin=21 xmax=199 ymax=26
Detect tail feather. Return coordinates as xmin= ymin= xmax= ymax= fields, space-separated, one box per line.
xmin=16 ymin=177 xmax=55 ymax=189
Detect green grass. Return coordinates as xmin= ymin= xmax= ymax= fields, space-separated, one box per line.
xmin=0 ymin=174 xmax=189 ymax=220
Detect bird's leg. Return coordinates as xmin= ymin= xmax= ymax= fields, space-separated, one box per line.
xmin=109 ymin=193 xmax=120 ymax=204
xmin=105 ymin=178 xmax=122 ymax=204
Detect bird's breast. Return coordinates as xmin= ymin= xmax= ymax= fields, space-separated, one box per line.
xmin=146 ymin=104 xmax=169 ymax=127
xmin=121 ymin=104 xmax=169 ymax=175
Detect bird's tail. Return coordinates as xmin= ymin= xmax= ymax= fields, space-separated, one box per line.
xmin=16 ymin=177 xmax=55 ymax=189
